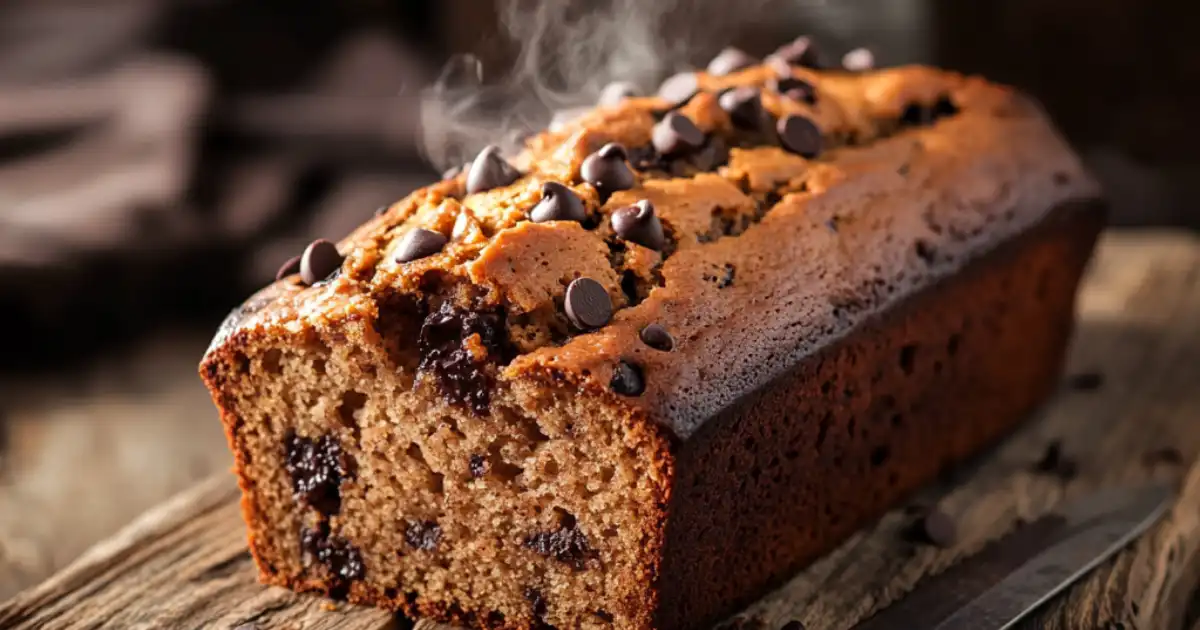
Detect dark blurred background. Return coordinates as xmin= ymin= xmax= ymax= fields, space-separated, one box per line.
xmin=0 ymin=0 xmax=1195 ymax=596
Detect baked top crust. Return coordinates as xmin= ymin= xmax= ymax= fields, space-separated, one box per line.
xmin=204 ymin=61 xmax=1100 ymax=439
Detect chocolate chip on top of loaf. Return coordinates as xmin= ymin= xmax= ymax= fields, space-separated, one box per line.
xmin=201 ymin=38 xmax=1102 ymax=630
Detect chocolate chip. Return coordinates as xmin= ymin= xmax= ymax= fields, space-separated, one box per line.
xmin=300 ymin=239 xmax=344 ymax=286
xmin=777 ymin=115 xmax=823 ymax=158
xmin=395 ymin=228 xmax=448 ymax=263
xmin=610 ymin=361 xmax=645 ymax=396
xmin=523 ymin=523 xmax=595 ymax=569
xmin=581 ymin=143 xmax=636 ymax=200
xmin=531 ymin=182 xmax=587 ymax=223
xmin=842 ymin=47 xmax=875 ymax=72
xmin=906 ymin=507 xmax=957 ymax=548
xmin=640 ymin=324 xmax=674 ymax=351
xmin=1066 ymin=371 xmax=1105 ymax=392
xmin=466 ymin=145 xmax=521 ymax=194
xmin=658 ymin=72 xmax=699 ymax=108
xmin=276 ymin=255 xmax=301 ymax=281
xmin=769 ymin=76 xmax=817 ymax=105
xmin=286 ymin=433 xmax=345 ymax=516
xmin=404 ymin=520 xmax=442 ymax=551
xmin=718 ymin=87 xmax=766 ymax=130
xmin=1034 ymin=440 xmax=1078 ymax=481
xmin=611 ymin=200 xmax=665 ymax=251
xmin=769 ymin=35 xmax=821 ymax=68
xmin=652 ymin=112 xmax=705 ymax=155
xmin=469 ymin=454 xmax=489 ymax=478
xmin=598 ymin=81 xmax=640 ymax=106
xmin=707 ymin=47 xmax=757 ymax=76
xmin=301 ymin=521 xmax=365 ymax=587
xmin=565 ymin=278 xmax=613 ymax=331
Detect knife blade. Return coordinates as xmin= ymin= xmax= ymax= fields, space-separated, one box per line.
xmin=853 ymin=483 xmax=1174 ymax=630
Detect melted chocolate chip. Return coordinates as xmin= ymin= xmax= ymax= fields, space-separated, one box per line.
xmin=598 ymin=81 xmax=640 ymax=106
xmin=611 ymin=200 xmax=665 ymax=250
xmin=466 ymin=145 xmax=521 ymax=194
xmin=524 ymin=523 xmax=596 ymax=569
xmin=417 ymin=303 xmax=509 ymax=415
xmin=531 ymin=182 xmax=587 ymax=223
xmin=769 ymin=76 xmax=817 ymax=105
xmin=395 ymin=228 xmax=448 ymax=263
xmin=718 ymin=87 xmax=766 ymax=130
xmin=276 ymin=255 xmax=301 ymax=281
xmin=777 ymin=115 xmax=823 ymax=158
xmin=469 ymin=454 xmax=488 ymax=478
xmin=657 ymin=72 xmax=699 ymax=108
xmin=564 ymin=278 xmax=613 ymax=331
xmin=610 ymin=361 xmax=645 ymax=396
xmin=285 ymin=432 xmax=345 ymax=516
xmin=769 ymin=35 xmax=821 ymax=68
xmin=706 ymin=47 xmax=757 ymax=76
xmin=842 ymin=47 xmax=875 ymax=72
xmin=905 ymin=507 xmax=957 ymax=548
xmin=404 ymin=520 xmax=443 ymax=551
xmin=300 ymin=239 xmax=344 ymax=286
xmin=639 ymin=324 xmax=675 ymax=351
xmin=581 ymin=143 xmax=636 ymax=200
xmin=652 ymin=112 xmax=705 ymax=155
xmin=301 ymin=521 xmax=365 ymax=593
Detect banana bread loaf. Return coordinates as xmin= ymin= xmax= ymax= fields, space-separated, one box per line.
xmin=200 ymin=40 xmax=1104 ymax=630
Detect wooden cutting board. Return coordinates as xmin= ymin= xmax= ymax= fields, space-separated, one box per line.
xmin=3 ymin=231 xmax=1200 ymax=630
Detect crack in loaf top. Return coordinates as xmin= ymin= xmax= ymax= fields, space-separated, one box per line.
xmin=205 ymin=56 xmax=1101 ymax=440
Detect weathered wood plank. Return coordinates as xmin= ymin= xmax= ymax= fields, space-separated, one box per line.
xmin=3 ymin=231 xmax=1199 ymax=630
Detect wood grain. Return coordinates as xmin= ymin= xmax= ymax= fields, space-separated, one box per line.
xmin=2 ymin=231 xmax=1199 ymax=630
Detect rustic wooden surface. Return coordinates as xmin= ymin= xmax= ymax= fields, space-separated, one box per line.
xmin=2 ymin=230 xmax=1200 ymax=630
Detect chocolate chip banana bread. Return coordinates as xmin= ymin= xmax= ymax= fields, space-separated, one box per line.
xmin=200 ymin=40 xmax=1104 ymax=630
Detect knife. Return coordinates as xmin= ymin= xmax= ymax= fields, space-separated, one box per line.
xmin=853 ymin=483 xmax=1174 ymax=630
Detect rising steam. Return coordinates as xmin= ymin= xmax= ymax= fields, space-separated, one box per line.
xmin=418 ymin=0 xmax=790 ymax=171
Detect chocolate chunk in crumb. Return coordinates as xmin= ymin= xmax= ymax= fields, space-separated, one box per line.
xmin=906 ymin=507 xmax=957 ymax=548
xmin=769 ymin=76 xmax=817 ymax=105
xmin=598 ymin=81 xmax=640 ymax=106
xmin=301 ymin=521 xmax=365 ymax=587
xmin=640 ymin=324 xmax=675 ymax=351
xmin=276 ymin=255 xmax=301 ymax=281
xmin=531 ymin=182 xmax=587 ymax=223
xmin=769 ymin=35 xmax=821 ymax=68
xmin=611 ymin=361 xmax=645 ymax=396
xmin=658 ymin=72 xmax=699 ymax=108
xmin=581 ymin=143 xmax=636 ymax=200
xmin=418 ymin=303 xmax=508 ymax=414
xmin=707 ymin=47 xmax=757 ymax=76
xmin=842 ymin=47 xmax=875 ymax=72
xmin=718 ymin=87 xmax=766 ymax=130
xmin=777 ymin=115 xmax=823 ymax=158
xmin=653 ymin=112 xmax=706 ymax=155
xmin=286 ymin=433 xmax=346 ymax=516
xmin=469 ymin=454 xmax=489 ymax=478
xmin=396 ymin=228 xmax=448 ymax=263
xmin=404 ymin=520 xmax=443 ymax=551
xmin=300 ymin=239 xmax=344 ymax=286
xmin=611 ymin=200 xmax=666 ymax=251
xmin=565 ymin=278 xmax=613 ymax=331
xmin=523 ymin=523 xmax=595 ymax=569
xmin=466 ymin=145 xmax=521 ymax=194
